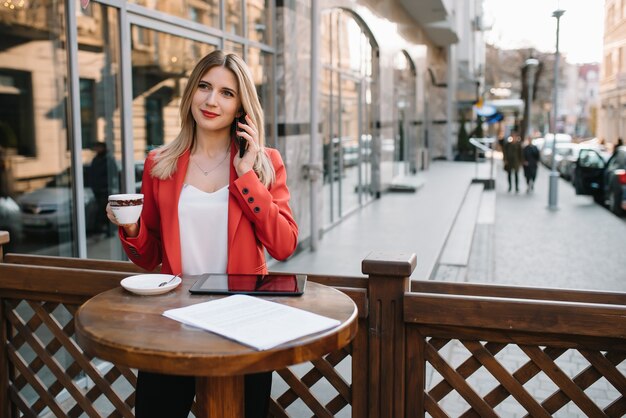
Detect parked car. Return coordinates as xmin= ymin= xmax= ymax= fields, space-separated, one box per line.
xmin=558 ymin=144 xmax=609 ymax=182
xmin=556 ymin=143 xmax=582 ymax=180
xmin=541 ymin=141 xmax=578 ymax=169
xmin=538 ymin=133 xmax=572 ymax=167
xmin=0 ymin=196 xmax=22 ymax=250
xmin=17 ymin=168 xmax=98 ymax=234
xmin=574 ymin=146 xmax=626 ymax=216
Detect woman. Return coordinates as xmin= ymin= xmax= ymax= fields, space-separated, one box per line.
xmin=503 ymin=131 xmax=523 ymax=193
xmin=107 ymin=50 xmax=298 ymax=418
xmin=522 ymin=136 xmax=539 ymax=192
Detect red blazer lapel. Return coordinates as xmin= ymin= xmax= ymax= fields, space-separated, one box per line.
xmin=160 ymin=150 xmax=190 ymax=274
xmin=228 ymin=141 xmax=243 ymax=261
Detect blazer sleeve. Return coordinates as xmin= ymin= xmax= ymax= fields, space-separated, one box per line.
xmin=230 ymin=148 xmax=298 ymax=261
xmin=118 ymin=154 xmax=163 ymax=271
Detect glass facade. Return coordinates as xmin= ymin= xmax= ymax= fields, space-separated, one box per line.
xmin=247 ymin=0 xmax=270 ymax=44
xmin=0 ymin=0 xmax=73 ymax=255
xmin=128 ymin=0 xmax=220 ymax=27
xmin=393 ymin=51 xmax=417 ymax=176
xmin=320 ymin=8 xmax=375 ymax=227
xmin=0 ymin=0 xmax=275 ymax=259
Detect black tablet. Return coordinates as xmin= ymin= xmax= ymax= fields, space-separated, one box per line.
xmin=188 ymin=273 xmax=307 ymax=296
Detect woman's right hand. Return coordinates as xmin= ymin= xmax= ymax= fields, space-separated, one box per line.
xmin=106 ymin=203 xmax=139 ymax=237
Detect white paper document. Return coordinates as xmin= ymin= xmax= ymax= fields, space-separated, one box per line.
xmin=162 ymin=294 xmax=341 ymax=350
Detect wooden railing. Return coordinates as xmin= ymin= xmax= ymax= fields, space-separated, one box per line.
xmin=1 ymin=233 xmax=625 ymax=417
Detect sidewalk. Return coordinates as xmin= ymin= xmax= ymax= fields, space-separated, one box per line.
xmin=270 ymin=161 xmax=479 ymax=281
xmin=271 ymin=158 xmax=626 ymax=293
xmin=488 ymin=161 xmax=625 ymax=292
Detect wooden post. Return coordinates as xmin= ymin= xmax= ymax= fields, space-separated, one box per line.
xmin=0 ymin=233 xmax=8 ymax=416
xmin=0 ymin=296 xmax=7 ymax=418
xmin=362 ymin=251 xmax=416 ymax=418
xmin=0 ymin=231 xmax=9 ymax=262
xmin=0 ymin=232 xmax=8 ymax=416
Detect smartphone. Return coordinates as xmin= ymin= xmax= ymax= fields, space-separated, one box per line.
xmin=237 ymin=113 xmax=247 ymax=158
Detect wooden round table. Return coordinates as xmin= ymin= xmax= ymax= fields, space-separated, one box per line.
xmin=75 ymin=279 xmax=358 ymax=417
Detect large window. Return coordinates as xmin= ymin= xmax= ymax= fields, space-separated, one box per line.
xmin=321 ymin=9 xmax=376 ymax=226
xmin=79 ymin=3 xmax=123 ymax=260
xmin=0 ymin=0 xmax=73 ymax=256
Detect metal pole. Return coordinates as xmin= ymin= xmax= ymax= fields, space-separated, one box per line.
xmin=548 ymin=9 xmax=565 ymax=210
xmin=446 ymin=45 xmax=455 ymax=161
xmin=65 ymin=0 xmax=87 ymax=258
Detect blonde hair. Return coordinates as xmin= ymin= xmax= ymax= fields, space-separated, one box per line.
xmin=150 ymin=50 xmax=275 ymax=186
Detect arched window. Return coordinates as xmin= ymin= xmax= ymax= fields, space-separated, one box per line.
xmin=393 ymin=50 xmax=417 ymax=174
xmin=320 ymin=8 xmax=377 ymax=226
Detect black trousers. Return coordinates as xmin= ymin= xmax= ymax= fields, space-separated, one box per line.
xmin=135 ymin=371 xmax=272 ymax=418
xmin=523 ymin=165 xmax=537 ymax=184
xmin=507 ymin=169 xmax=519 ymax=191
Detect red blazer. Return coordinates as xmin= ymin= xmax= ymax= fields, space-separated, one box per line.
xmin=119 ymin=144 xmax=298 ymax=275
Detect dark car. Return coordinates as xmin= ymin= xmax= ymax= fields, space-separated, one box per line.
xmin=574 ymin=146 xmax=626 ymax=216
xmin=0 ymin=196 xmax=22 ymax=250
xmin=559 ymin=144 xmax=610 ymax=182
xmin=17 ymin=168 xmax=99 ymax=234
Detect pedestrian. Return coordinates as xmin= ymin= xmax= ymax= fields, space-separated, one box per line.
xmin=106 ymin=50 xmax=299 ymax=418
xmin=87 ymin=141 xmax=118 ymax=234
xmin=503 ymin=131 xmax=523 ymax=193
xmin=522 ymin=136 xmax=540 ymax=193
xmin=614 ymin=137 xmax=624 ymax=155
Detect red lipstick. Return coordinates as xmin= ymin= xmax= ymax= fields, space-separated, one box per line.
xmin=201 ymin=110 xmax=219 ymax=118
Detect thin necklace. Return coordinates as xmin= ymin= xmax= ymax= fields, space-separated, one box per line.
xmin=191 ymin=150 xmax=230 ymax=176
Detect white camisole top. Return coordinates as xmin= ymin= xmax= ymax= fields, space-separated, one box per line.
xmin=178 ymin=184 xmax=229 ymax=275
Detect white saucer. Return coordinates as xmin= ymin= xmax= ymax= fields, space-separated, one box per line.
xmin=120 ymin=274 xmax=182 ymax=295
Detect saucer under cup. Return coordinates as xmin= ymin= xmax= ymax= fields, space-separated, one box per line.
xmin=121 ymin=274 xmax=182 ymax=295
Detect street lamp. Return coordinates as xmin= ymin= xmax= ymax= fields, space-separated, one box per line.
xmin=524 ymin=58 xmax=539 ymax=139
xmin=548 ymin=9 xmax=565 ymax=210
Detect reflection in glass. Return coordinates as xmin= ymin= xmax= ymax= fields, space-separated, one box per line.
xmin=326 ymin=71 xmax=341 ymax=225
xmin=393 ymin=51 xmax=416 ymax=176
xmin=339 ymin=77 xmax=361 ymax=215
xmin=246 ymin=0 xmax=270 ymax=44
xmin=248 ymin=47 xmax=274 ymax=147
xmin=0 ymin=0 xmax=76 ymax=256
xmin=129 ymin=0 xmax=219 ymax=28
xmin=224 ymin=40 xmax=244 ymax=57
xmin=225 ymin=0 xmax=243 ymax=35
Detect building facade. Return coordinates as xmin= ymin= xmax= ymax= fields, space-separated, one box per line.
xmin=576 ymin=63 xmax=599 ymax=138
xmin=0 ymin=0 xmax=480 ymax=260
xmin=599 ymin=0 xmax=626 ymax=146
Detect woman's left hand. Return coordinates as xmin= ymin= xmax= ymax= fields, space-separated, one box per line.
xmin=233 ymin=114 xmax=260 ymax=177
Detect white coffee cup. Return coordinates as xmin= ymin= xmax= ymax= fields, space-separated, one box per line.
xmin=109 ymin=193 xmax=144 ymax=225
